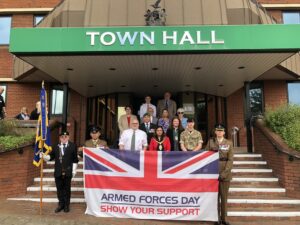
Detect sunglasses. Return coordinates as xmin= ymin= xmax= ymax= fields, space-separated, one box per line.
xmin=177 ymin=112 xmax=184 ymax=114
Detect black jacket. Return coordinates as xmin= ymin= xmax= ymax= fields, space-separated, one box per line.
xmin=166 ymin=128 xmax=184 ymax=151
xmin=139 ymin=123 xmax=157 ymax=144
xmin=30 ymin=109 xmax=40 ymax=120
xmin=50 ymin=141 xmax=79 ymax=177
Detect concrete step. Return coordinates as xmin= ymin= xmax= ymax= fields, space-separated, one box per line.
xmin=7 ymin=197 xmax=85 ymax=203
xmin=228 ymin=200 xmax=300 ymax=210
xmin=228 ymin=211 xmax=300 ymax=217
xmin=228 ymin=187 xmax=286 ymax=197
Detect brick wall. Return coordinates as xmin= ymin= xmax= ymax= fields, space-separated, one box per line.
xmin=0 ymin=145 xmax=40 ymax=197
xmin=0 ymin=48 xmax=13 ymax=78
xmin=254 ymin=122 xmax=300 ymax=198
xmin=0 ymin=0 xmax=61 ymax=8
xmin=264 ymin=80 xmax=288 ymax=110
xmin=226 ymin=88 xmax=247 ymax=147
xmin=5 ymin=83 xmax=43 ymax=119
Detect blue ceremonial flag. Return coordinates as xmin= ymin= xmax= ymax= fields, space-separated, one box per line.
xmin=33 ymin=82 xmax=52 ymax=167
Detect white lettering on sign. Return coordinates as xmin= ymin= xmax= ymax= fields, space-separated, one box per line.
xmin=117 ymin=32 xmax=138 ymax=45
xmin=100 ymin=32 xmax=116 ymax=46
xmin=140 ymin=32 xmax=155 ymax=45
xmin=86 ymin=30 xmax=225 ymax=47
xmin=211 ymin=31 xmax=224 ymax=44
xmin=196 ymin=31 xmax=210 ymax=44
xmin=179 ymin=31 xmax=195 ymax=45
xmin=163 ymin=31 xmax=178 ymax=45
xmin=86 ymin=32 xmax=100 ymax=46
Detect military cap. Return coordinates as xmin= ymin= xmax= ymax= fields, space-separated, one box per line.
xmin=90 ymin=126 xmax=101 ymax=133
xmin=215 ymin=123 xmax=225 ymax=131
xmin=59 ymin=131 xmax=69 ymax=136
xmin=187 ymin=118 xmax=195 ymax=123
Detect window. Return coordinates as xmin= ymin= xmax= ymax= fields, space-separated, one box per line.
xmin=0 ymin=16 xmax=12 ymax=45
xmin=283 ymin=12 xmax=300 ymax=24
xmin=288 ymin=82 xmax=300 ymax=105
xmin=34 ymin=15 xmax=45 ymax=26
xmin=0 ymin=84 xmax=7 ymax=102
xmin=249 ymin=82 xmax=264 ymax=116
xmin=51 ymin=89 xmax=64 ymax=115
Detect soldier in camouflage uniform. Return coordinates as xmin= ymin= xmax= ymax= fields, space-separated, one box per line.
xmin=205 ymin=123 xmax=233 ymax=225
xmin=180 ymin=118 xmax=203 ymax=151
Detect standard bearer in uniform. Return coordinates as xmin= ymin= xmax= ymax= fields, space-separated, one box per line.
xmin=205 ymin=123 xmax=233 ymax=225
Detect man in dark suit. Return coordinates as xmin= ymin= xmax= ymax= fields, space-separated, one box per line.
xmin=139 ymin=113 xmax=157 ymax=145
xmin=42 ymin=131 xmax=79 ymax=213
xmin=157 ymin=91 xmax=177 ymax=118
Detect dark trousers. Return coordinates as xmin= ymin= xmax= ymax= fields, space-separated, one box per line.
xmin=218 ymin=181 xmax=230 ymax=221
xmin=55 ymin=176 xmax=72 ymax=207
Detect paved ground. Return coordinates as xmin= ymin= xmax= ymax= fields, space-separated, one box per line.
xmin=0 ymin=198 xmax=299 ymax=225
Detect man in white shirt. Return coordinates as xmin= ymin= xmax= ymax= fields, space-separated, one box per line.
xmin=119 ymin=118 xmax=148 ymax=151
xmin=139 ymin=95 xmax=156 ymax=121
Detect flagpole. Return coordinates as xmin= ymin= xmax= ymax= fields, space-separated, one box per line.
xmin=40 ymin=141 xmax=44 ymax=215
xmin=40 ymin=80 xmax=45 ymax=215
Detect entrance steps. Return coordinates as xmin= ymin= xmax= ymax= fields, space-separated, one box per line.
xmin=8 ymin=153 xmax=300 ymax=222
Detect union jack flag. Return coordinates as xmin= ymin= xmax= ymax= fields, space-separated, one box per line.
xmin=83 ymin=148 xmax=219 ymax=221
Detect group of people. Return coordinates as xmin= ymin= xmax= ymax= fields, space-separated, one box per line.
xmin=118 ymin=92 xmax=202 ymax=152
xmin=15 ymin=101 xmax=41 ymax=120
xmin=40 ymin=91 xmax=232 ymax=225
xmin=114 ymin=91 xmax=232 ymax=224
xmin=0 ymin=95 xmax=42 ymax=121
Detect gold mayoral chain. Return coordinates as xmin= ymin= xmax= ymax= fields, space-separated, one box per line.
xmin=155 ymin=138 xmax=165 ymax=151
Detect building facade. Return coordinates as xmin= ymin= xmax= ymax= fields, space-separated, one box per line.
xmin=1 ymin=0 xmax=300 ymax=150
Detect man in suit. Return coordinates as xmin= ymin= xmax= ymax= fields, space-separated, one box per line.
xmin=157 ymin=91 xmax=177 ymax=119
xmin=139 ymin=113 xmax=157 ymax=145
xmin=148 ymin=107 xmax=158 ymax=124
xmin=118 ymin=105 xmax=137 ymax=135
xmin=30 ymin=101 xmax=41 ymax=120
xmin=42 ymin=131 xmax=79 ymax=213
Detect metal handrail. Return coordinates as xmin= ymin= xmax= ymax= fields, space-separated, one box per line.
xmin=254 ymin=120 xmax=300 ymax=160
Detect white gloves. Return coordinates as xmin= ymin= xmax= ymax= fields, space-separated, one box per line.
xmin=39 ymin=152 xmax=50 ymax=161
xmin=72 ymin=163 xmax=78 ymax=178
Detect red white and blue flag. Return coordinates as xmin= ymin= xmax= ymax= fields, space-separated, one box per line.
xmin=83 ymin=148 xmax=219 ymax=221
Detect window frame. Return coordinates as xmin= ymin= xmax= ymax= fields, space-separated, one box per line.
xmin=287 ymin=81 xmax=300 ymax=105
xmin=33 ymin=14 xmax=45 ymax=27
xmin=282 ymin=11 xmax=300 ymax=24
xmin=249 ymin=81 xmax=264 ymax=116
xmin=0 ymin=15 xmax=12 ymax=45
xmin=0 ymin=84 xmax=7 ymax=103
xmin=50 ymin=86 xmax=64 ymax=116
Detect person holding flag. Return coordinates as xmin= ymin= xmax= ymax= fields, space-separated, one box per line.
xmin=42 ymin=131 xmax=79 ymax=213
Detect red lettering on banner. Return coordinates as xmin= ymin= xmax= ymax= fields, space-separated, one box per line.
xmin=100 ymin=205 xmax=128 ymax=213
xmin=130 ymin=206 xmax=155 ymax=214
xmin=157 ymin=208 xmax=200 ymax=215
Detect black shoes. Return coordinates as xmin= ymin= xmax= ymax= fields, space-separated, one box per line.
xmin=64 ymin=205 xmax=70 ymax=213
xmin=54 ymin=205 xmax=64 ymax=213
xmin=214 ymin=221 xmax=231 ymax=225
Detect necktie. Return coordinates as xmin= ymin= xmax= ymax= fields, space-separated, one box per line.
xmin=61 ymin=144 xmax=66 ymax=156
xmin=147 ymin=103 xmax=150 ymax=112
xmin=146 ymin=123 xmax=149 ymax=132
xmin=165 ymin=100 xmax=168 ymax=109
xmin=130 ymin=130 xmax=136 ymax=151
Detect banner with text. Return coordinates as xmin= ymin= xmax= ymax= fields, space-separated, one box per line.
xmin=83 ymin=148 xmax=219 ymax=221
